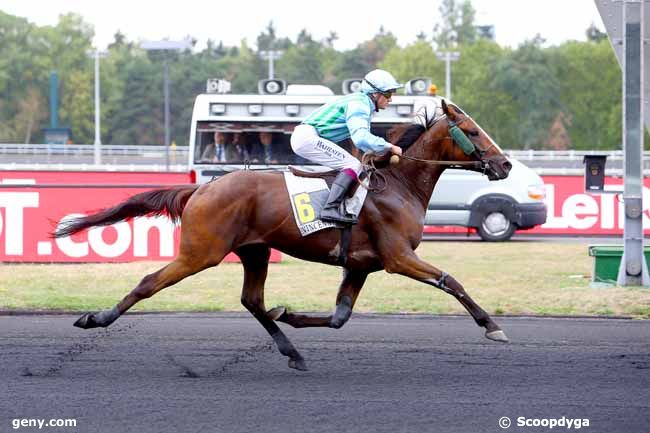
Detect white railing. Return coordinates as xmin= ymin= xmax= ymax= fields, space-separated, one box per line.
xmin=0 ymin=145 xmax=636 ymax=160
xmin=0 ymin=143 xmax=189 ymax=157
xmin=0 ymin=162 xmax=189 ymax=172
xmin=0 ymin=144 xmax=648 ymax=175
xmin=504 ymin=149 xmax=648 ymax=160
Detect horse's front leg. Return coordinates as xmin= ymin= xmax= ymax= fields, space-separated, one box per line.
xmin=267 ymin=269 xmax=368 ymax=329
xmin=382 ymin=245 xmax=508 ymax=343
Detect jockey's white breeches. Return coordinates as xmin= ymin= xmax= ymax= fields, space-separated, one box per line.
xmin=290 ymin=124 xmax=362 ymax=174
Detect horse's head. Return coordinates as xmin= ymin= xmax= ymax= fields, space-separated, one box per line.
xmin=438 ymin=99 xmax=511 ymax=181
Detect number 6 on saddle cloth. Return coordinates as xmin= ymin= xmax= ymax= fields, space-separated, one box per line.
xmin=283 ymin=172 xmax=369 ymax=237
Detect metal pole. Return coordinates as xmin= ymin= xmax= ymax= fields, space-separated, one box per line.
xmin=435 ymin=51 xmax=459 ymax=100
xmin=163 ymin=56 xmax=170 ymax=171
xmin=269 ymin=54 xmax=275 ymax=79
xmin=617 ymin=0 xmax=649 ymax=285
xmin=445 ymin=53 xmax=452 ymax=100
xmin=93 ymin=51 xmax=102 ymax=165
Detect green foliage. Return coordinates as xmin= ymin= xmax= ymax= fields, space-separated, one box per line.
xmin=432 ymin=0 xmax=478 ymax=49
xmin=550 ymin=40 xmax=621 ymax=150
xmin=380 ymin=40 xmax=444 ymax=85
xmin=491 ymin=39 xmax=561 ymax=149
xmin=0 ymin=8 xmax=628 ymax=150
xmin=452 ymin=41 xmax=519 ymax=148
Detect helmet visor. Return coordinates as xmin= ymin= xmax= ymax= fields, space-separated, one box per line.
xmin=364 ymin=78 xmax=397 ymax=98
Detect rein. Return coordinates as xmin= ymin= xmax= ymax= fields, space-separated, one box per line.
xmin=397 ymin=153 xmax=483 ymax=168
xmin=358 ymin=150 xmax=484 ymax=195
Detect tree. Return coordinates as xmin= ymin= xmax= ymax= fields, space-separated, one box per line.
xmin=356 ymin=26 xmax=398 ymax=67
xmin=216 ymin=40 xmax=260 ymax=93
xmin=432 ymin=0 xmax=478 ymax=50
xmin=549 ymin=40 xmax=621 ymax=150
xmin=324 ymin=31 xmax=338 ymax=49
xmin=13 ymin=87 xmax=47 ymax=143
xmin=60 ymin=68 xmax=94 ymax=143
xmin=451 ymin=40 xmax=519 ymax=148
xmin=492 ymin=39 xmax=560 ymax=149
xmin=380 ymin=40 xmax=444 ymax=85
xmin=586 ymin=23 xmax=607 ymax=43
xmin=110 ymin=56 xmax=163 ymax=145
xmin=256 ymin=21 xmax=292 ymax=51
xmin=276 ymin=30 xmax=324 ymax=84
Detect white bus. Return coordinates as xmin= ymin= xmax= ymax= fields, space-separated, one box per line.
xmin=187 ymin=79 xmax=433 ymax=183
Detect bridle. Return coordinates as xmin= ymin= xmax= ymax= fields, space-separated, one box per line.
xmin=359 ymin=113 xmax=501 ymax=192
xmin=397 ymin=115 xmax=496 ymax=172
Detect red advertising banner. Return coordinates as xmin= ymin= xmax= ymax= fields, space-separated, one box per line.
xmin=529 ymin=176 xmax=631 ymax=235
xmin=0 ymin=185 xmax=280 ymax=263
xmin=0 ymin=170 xmax=191 ymax=185
xmin=427 ymin=176 xmax=646 ymax=236
xmin=0 ymin=172 xmax=645 ymax=262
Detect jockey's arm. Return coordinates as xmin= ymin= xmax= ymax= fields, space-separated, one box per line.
xmin=345 ymin=100 xmax=393 ymax=155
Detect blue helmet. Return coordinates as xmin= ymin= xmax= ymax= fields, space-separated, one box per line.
xmin=360 ymin=69 xmax=403 ymax=94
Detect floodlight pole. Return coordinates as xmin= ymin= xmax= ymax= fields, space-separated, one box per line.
xmin=88 ymin=50 xmax=106 ymax=165
xmin=140 ymin=38 xmax=192 ymax=170
xmin=163 ymin=55 xmax=170 ymax=168
xmin=435 ymin=51 xmax=460 ymax=100
xmin=259 ymin=50 xmax=283 ymax=79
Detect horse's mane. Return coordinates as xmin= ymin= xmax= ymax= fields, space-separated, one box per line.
xmin=386 ymin=103 xmax=446 ymax=150
xmin=388 ymin=124 xmax=427 ymax=150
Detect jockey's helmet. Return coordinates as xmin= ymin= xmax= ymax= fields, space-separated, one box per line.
xmin=361 ymin=69 xmax=403 ymax=95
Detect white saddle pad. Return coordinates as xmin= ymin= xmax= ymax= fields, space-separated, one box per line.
xmin=283 ymin=172 xmax=369 ymax=237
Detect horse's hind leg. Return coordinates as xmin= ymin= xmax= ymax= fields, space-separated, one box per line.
xmin=74 ymin=256 xmax=213 ymax=329
xmin=268 ymin=269 xmax=368 ymax=329
xmin=237 ymin=244 xmax=307 ymax=371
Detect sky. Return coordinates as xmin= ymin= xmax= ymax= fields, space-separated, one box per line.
xmin=1 ymin=0 xmax=606 ymax=51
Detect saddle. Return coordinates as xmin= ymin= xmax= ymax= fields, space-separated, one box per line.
xmin=288 ymin=166 xmax=338 ymax=179
xmin=288 ymin=166 xmax=360 ymax=197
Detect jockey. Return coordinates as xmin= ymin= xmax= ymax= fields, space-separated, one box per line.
xmin=290 ymin=69 xmax=404 ymax=224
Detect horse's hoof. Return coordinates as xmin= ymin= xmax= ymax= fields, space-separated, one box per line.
xmin=267 ymin=306 xmax=287 ymax=321
xmin=288 ymin=358 xmax=308 ymax=371
xmin=485 ymin=329 xmax=509 ymax=343
xmin=73 ymin=313 xmax=98 ymax=329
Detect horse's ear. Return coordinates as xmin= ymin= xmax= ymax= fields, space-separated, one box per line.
xmin=441 ymin=99 xmax=450 ymax=116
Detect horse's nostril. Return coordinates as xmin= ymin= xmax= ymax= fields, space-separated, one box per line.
xmin=503 ymin=161 xmax=513 ymax=172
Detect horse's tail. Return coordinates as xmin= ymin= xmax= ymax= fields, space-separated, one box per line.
xmin=52 ymin=185 xmax=200 ymax=238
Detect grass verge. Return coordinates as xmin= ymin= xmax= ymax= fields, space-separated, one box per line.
xmin=1 ymin=242 xmax=649 ymax=318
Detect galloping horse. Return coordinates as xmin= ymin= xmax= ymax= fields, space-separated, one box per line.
xmin=54 ymin=99 xmax=512 ymax=371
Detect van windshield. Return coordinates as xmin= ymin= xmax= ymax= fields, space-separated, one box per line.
xmin=193 ymin=121 xmax=396 ymax=166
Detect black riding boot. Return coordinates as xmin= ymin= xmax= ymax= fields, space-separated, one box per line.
xmin=320 ymin=172 xmax=357 ymax=225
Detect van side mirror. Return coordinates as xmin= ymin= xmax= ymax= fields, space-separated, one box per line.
xmin=583 ymin=155 xmax=607 ymax=192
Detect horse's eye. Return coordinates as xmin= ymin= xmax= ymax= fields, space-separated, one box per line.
xmin=468 ymin=130 xmax=480 ymax=137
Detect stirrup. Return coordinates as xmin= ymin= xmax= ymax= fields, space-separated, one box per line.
xmin=320 ymin=206 xmax=357 ymax=225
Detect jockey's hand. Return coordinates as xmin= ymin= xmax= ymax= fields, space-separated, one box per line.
xmin=390 ymin=145 xmax=403 ymax=156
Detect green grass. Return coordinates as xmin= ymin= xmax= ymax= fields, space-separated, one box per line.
xmin=1 ymin=242 xmax=650 ymax=318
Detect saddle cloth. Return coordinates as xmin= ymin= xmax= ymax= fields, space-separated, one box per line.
xmin=283 ymin=172 xmax=369 ymax=237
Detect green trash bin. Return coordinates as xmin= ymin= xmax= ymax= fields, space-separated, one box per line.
xmin=588 ymin=245 xmax=650 ymax=283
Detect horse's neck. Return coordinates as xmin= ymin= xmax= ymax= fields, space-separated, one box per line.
xmin=388 ymin=133 xmax=446 ymax=210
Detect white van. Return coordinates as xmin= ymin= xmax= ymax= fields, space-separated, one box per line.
xmin=427 ymin=159 xmax=547 ymax=241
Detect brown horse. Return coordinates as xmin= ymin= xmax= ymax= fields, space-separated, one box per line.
xmin=54 ymin=100 xmax=512 ymax=371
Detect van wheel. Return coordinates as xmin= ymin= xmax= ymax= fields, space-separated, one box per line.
xmin=477 ymin=211 xmax=516 ymax=241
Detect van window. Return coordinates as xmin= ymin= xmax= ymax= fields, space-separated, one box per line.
xmin=193 ymin=120 xmax=396 ymax=166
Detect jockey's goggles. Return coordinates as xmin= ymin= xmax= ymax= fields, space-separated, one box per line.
xmin=364 ymin=79 xmax=395 ymax=98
